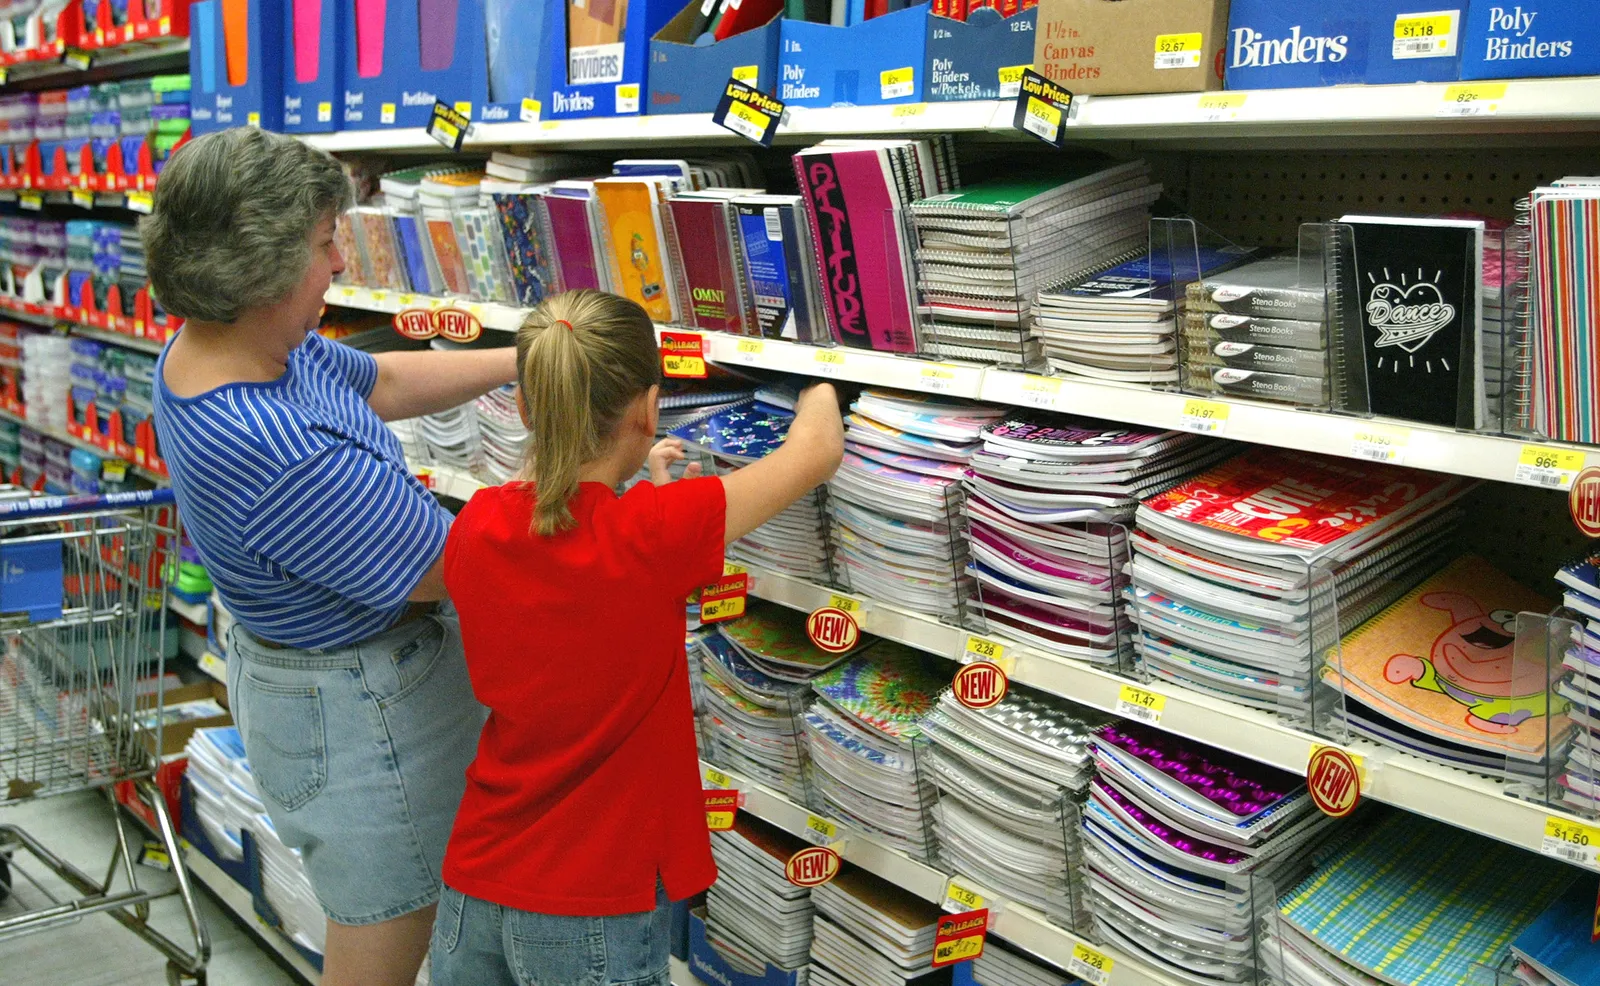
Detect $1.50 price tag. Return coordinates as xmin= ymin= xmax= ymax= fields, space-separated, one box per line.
xmin=1179 ymin=398 xmax=1229 ymax=435
xmin=1515 ymin=444 xmax=1585 ymax=490
xmin=1116 ymin=684 xmax=1167 ymax=725
xmin=942 ymin=877 xmax=988 ymax=914
xmin=1068 ymin=943 xmax=1115 ymax=986
xmin=712 ymin=78 xmax=785 ymax=147
xmin=1541 ymin=815 xmax=1600 ymax=867
xmin=703 ymin=765 xmax=734 ymax=789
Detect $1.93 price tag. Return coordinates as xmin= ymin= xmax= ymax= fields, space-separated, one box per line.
xmin=1069 ymin=944 xmax=1115 ymax=986
xmin=1515 ymin=444 xmax=1585 ymax=490
xmin=1116 ymin=684 xmax=1167 ymax=725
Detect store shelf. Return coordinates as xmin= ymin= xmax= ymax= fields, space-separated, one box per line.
xmin=2 ymin=36 xmax=189 ymax=85
xmin=69 ymin=323 xmax=164 ymax=354
xmin=401 ymin=457 xmax=1598 ymax=873
xmin=0 ymin=405 xmax=167 ymax=484
xmin=300 ymin=78 xmax=1600 ymax=153
xmin=167 ymin=596 xmax=207 ymax=625
xmin=181 ymin=843 xmax=321 ymax=986
xmin=703 ymin=758 xmax=1184 ymax=986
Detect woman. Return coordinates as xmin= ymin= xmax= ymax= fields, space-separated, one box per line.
xmin=145 ymin=127 xmax=512 ymax=986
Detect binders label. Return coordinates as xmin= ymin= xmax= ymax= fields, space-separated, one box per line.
xmin=1350 ymin=426 xmax=1409 ymax=465
xmin=713 ymin=79 xmax=785 ymax=147
xmin=1179 ymin=398 xmax=1229 ymax=434
xmin=1515 ymin=445 xmax=1585 ymax=490
xmin=1198 ymin=92 xmax=1246 ymax=122
xmin=880 ymin=67 xmax=915 ymax=100
xmin=998 ymin=65 xmax=1030 ymax=98
xmin=426 ymin=100 xmax=471 ymax=151
xmin=1068 ymin=944 xmax=1114 ymax=985
xmin=1540 ymin=815 xmax=1600 ymax=867
xmin=1440 ymin=82 xmax=1506 ymax=116
xmin=1154 ymin=32 xmax=1203 ymax=70
xmin=1393 ymin=10 xmax=1459 ymax=59
xmin=1013 ymin=70 xmax=1072 ymax=148
xmin=1116 ymin=684 xmax=1167 ymax=725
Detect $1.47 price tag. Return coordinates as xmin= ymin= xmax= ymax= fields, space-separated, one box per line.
xmin=698 ymin=572 xmax=748 ymax=624
xmin=1515 ymin=444 xmax=1585 ymax=490
xmin=1116 ymin=684 xmax=1167 ymax=725
xmin=1068 ymin=943 xmax=1115 ymax=985
xmin=1541 ymin=815 xmax=1600 ymax=867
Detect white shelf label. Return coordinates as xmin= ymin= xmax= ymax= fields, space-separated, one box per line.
xmin=1540 ymin=816 xmax=1600 ymax=867
xmin=1350 ymin=426 xmax=1409 ymax=465
xmin=1515 ymin=444 xmax=1585 ymax=490
xmin=1068 ymin=943 xmax=1115 ymax=986
xmin=1179 ymin=398 xmax=1229 ymax=435
xmin=1439 ymin=82 xmax=1507 ymax=116
xmin=1116 ymin=684 xmax=1167 ymax=725
xmin=919 ymin=365 xmax=959 ymax=393
xmin=1198 ymin=92 xmax=1246 ymax=122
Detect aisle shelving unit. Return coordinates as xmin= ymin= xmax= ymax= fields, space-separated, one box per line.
xmin=0 ymin=404 xmax=166 ymax=483
xmin=398 ymin=458 xmax=1600 ymax=877
xmin=328 ymin=284 xmax=1587 ymax=488
xmin=179 ymin=845 xmax=321 ymax=986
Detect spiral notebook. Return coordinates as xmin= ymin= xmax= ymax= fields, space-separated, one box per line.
xmin=1527 ymin=184 xmax=1600 ymax=444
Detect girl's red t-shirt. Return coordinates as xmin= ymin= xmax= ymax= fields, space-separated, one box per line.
xmin=440 ymin=478 xmax=726 ymax=915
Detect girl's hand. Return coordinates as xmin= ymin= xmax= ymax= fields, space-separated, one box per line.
xmin=648 ymin=438 xmax=703 ymax=486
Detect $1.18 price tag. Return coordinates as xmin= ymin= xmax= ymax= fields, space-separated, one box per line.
xmin=1068 ymin=943 xmax=1115 ymax=986
xmin=1515 ymin=444 xmax=1585 ymax=490
xmin=1116 ymin=684 xmax=1167 ymax=725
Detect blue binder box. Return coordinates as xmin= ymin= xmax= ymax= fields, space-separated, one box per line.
xmin=778 ymin=4 xmax=930 ymax=108
xmin=1224 ymin=0 xmax=1464 ymax=90
xmin=925 ymin=6 xmax=1037 ymax=103
xmin=649 ymin=3 xmax=783 ymax=115
xmin=1460 ymin=2 xmax=1600 ymax=79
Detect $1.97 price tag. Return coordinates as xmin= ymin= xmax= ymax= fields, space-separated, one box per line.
xmin=1069 ymin=944 xmax=1115 ymax=985
xmin=1515 ymin=444 xmax=1585 ymax=490
xmin=1179 ymin=398 xmax=1229 ymax=435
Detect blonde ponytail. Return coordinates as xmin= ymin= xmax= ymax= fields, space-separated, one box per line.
xmin=516 ymin=289 xmax=660 ymax=535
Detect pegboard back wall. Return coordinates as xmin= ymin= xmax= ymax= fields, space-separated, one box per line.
xmin=1146 ymin=148 xmax=1600 ymax=249
xmin=1462 ymin=482 xmax=1589 ymax=591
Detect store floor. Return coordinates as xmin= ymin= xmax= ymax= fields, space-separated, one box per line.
xmin=1 ymin=790 xmax=297 ymax=986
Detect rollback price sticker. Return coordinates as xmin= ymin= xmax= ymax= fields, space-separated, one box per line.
xmin=1013 ymin=70 xmax=1073 ymax=148
xmin=660 ymin=330 xmax=708 ymax=378
xmin=426 ymin=99 xmax=472 ymax=151
xmin=1540 ymin=815 xmax=1600 ymax=868
xmin=704 ymin=789 xmax=740 ymax=831
xmin=931 ymin=910 xmax=989 ymax=967
xmin=698 ymin=572 xmax=748 ymax=624
xmin=712 ymin=78 xmax=785 ymax=147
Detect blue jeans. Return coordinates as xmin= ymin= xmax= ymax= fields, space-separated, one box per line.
xmin=226 ymin=603 xmax=486 ymax=925
xmin=430 ymin=883 xmax=672 ymax=986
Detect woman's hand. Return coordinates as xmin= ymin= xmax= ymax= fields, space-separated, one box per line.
xmin=648 ymin=438 xmax=703 ymax=486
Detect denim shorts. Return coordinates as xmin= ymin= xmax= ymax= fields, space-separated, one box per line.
xmin=430 ymin=882 xmax=672 ymax=986
xmin=226 ymin=603 xmax=487 ymax=926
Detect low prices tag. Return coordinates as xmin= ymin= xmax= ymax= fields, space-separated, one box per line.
xmin=660 ymin=330 xmax=707 ymax=378
xmin=1014 ymin=70 xmax=1072 ymax=148
xmin=699 ymin=572 xmax=748 ymax=624
xmin=1306 ymin=744 xmax=1364 ymax=818
xmin=1393 ymin=10 xmax=1459 ymax=59
xmin=713 ymin=78 xmax=785 ymax=147
xmin=1154 ymin=31 xmax=1203 ymax=70
xmin=880 ymin=66 xmax=915 ymax=100
xmin=1540 ymin=815 xmax=1600 ymax=867
xmin=1439 ymin=82 xmax=1507 ymax=117
xmin=392 ymin=308 xmax=483 ymax=343
xmin=786 ymin=845 xmax=841 ymax=886
xmin=1179 ymin=398 xmax=1229 ymax=435
xmin=1068 ymin=943 xmax=1115 ymax=986
xmin=704 ymin=789 xmax=740 ymax=831
xmin=426 ymin=99 xmax=471 ymax=151
xmin=1116 ymin=684 xmax=1167 ymax=725
xmin=931 ymin=910 xmax=988 ymax=967
xmin=953 ymin=660 xmax=1008 ymax=710
xmin=1350 ymin=426 xmax=1409 ymax=465
xmin=1515 ymin=444 xmax=1585 ymax=490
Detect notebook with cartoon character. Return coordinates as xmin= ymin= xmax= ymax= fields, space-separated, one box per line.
xmin=1323 ymin=553 xmax=1565 ymax=761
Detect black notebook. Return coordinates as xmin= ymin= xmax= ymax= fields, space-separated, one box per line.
xmin=1342 ymin=215 xmax=1484 ymax=428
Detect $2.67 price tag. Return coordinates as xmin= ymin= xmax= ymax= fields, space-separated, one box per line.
xmin=1013 ymin=70 xmax=1073 ymax=148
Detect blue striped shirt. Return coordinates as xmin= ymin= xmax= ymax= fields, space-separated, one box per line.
xmin=154 ymin=332 xmax=451 ymax=649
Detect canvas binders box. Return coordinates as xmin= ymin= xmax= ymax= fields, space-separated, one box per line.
xmin=1032 ymin=0 xmax=1229 ymax=96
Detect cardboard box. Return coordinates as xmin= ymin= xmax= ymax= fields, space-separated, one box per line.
xmin=1033 ymin=0 xmax=1228 ymax=96
xmin=478 ymin=0 xmax=565 ymax=124
xmin=187 ymin=0 xmax=285 ymax=134
xmin=926 ymin=7 xmax=1037 ymax=103
xmin=1223 ymin=0 xmax=1463 ymax=90
xmin=340 ymin=0 xmax=489 ymax=130
xmin=649 ymin=3 xmax=782 ymax=115
xmin=1461 ymin=2 xmax=1600 ymax=80
xmin=282 ymin=0 xmax=343 ymax=132
xmin=547 ymin=0 xmax=681 ymax=120
xmin=778 ymin=4 xmax=929 ymax=108
xmin=136 ymin=680 xmax=232 ymax=758
xmin=688 ymin=906 xmax=805 ymax=986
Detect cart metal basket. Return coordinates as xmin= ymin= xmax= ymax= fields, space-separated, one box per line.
xmin=0 ymin=488 xmax=209 ymax=985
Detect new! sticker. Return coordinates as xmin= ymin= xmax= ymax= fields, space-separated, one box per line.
xmin=1572 ymin=466 xmax=1600 ymax=537
xmin=1306 ymin=745 xmax=1363 ymax=818
xmin=392 ymin=308 xmax=483 ymax=343
xmin=786 ymin=846 xmax=840 ymax=887
xmin=807 ymin=607 xmax=860 ymax=654
xmin=953 ymin=661 xmax=1008 ymax=710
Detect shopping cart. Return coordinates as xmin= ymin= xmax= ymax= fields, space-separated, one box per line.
xmin=0 ymin=488 xmax=209 ymax=985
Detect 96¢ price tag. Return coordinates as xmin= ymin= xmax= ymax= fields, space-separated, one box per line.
xmin=1540 ymin=816 xmax=1600 ymax=867
xmin=1116 ymin=684 xmax=1167 ymax=725
xmin=1068 ymin=943 xmax=1115 ymax=986
xmin=1515 ymin=445 xmax=1584 ymax=490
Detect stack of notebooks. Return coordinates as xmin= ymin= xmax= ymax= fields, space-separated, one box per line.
xmin=971 ymin=938 xmax=1081 ymax=986
xmin=793 ymin=138 xmax=959 ymax=354
xmin=706 ymin=814 xmax=818 ymax=982
xmin=1265 ymin=812 xmax=1576 ymax=986
xmin=1183 ymin=255 xmax=1333 ymax=407
xmin=1526 ymin=180 xmax=1600 ymax=444
xmin=802 ymin=644 xmax=949 ymax=860
xmin=809 ymin=866 xmax=946 ymax=986
xmin=1552 ymin=552 xmax=1600 ymax=816
xmin=471 ymin=384 xmax=526 ymax=484
xmin=672 ymin=395 xmax=831 ymax=581
xmin=963 ymin=412 xmax=1235 ymax=666
xmin=1036 ymin=245 xmax=1256 ymax=383
xmin=1507 ymin=875 xmax=1600 ymax=986
xmin=697 ymin=601 xmax=873 ymax=800
xmin=481 ymin=149 xmax=594 ymax=306
xmin=1325 ymin=553 xmax=1567 ymax=782
xmin=906 ymin=161 xmax=1161 ymax=367
xmin=1083 ymin=722 xmax=1336 ymax=985
xmin=831 ymin=390 xmax=1006 ymax=619
xmin=1131 ymin=449 xmax=1472 ymax=725
xmin=921 ymin=682 xmax=1110 ymax=932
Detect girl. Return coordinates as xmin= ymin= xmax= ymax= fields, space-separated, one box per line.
xmin=431 ymin=289 xmax=844 ymax=986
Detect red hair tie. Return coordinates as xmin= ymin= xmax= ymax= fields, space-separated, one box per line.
xmin=555 ymin=319 xmax=573 ymax=332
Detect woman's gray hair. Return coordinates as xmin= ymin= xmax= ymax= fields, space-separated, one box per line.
xmin=140 ymin=128 xmax=353 ymax=323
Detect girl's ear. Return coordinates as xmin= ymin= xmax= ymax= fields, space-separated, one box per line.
xmin=643 ymin=384 xmax=660 ymax=436
xmin=515 ymin=385 xmax=529 ymax=428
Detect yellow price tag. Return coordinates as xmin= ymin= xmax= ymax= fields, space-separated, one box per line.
xmin=1198 ymin=92 xmax=1246 ymax=121
xmin=961 ymin=635 xmax=1015 ymax=674
xmin=1023 ymin=96 xmax=1062 ymax=141
xmin=892 ymin=103 xmax=926 ymax=118
xmin=700 ymin=594 xmax=746 ymax=622
xmin=521 ymin=98 xmax=542 ymax=123
xmin=998 ymin=64 xmax=1030 ymax=95
xmin=1394 ymin=11 xmax=1458 ymax=59
xmin=880 ymin=66 xmax=915 ymax=100
xmin=71 ymin=189 xmax=94 ymax=209
xmin=381 ymin=103 xmax=397 ymax=124
xmin=663 ymin=354 xmax=707 ymax=377
xmin=453 ymin=101 xmax=473 ymax=117
xmin=814 ymin=349 xmax=848 ymax=375
xmin=943 ymin=877 xmax=986 ymax=913
xmin=1440 ymin=82 xmax=1507 ymax=116
xmin=542 ymin=120 xmax=561 ymax=130
xmin=1116 ymin=684 xmax=1167 ymax=725
xmin=247 ymin=111 xmax=261 ymax=127
xmin=1020 ymin=374 xmax=1061 ymax=408
xmin=703 ymin=766 xmax=734 ymax=789
xmin=723 ymin=100 xmax=772 ymax=142
xmin=318 ymin=101 xmax=333 ymax=122
xmin=736 ymin=339 xmax=764 ymax=354
xmin=934 ymin=935 xmax=984 ymax=965
xmin=199 ymin=652 xmax=227 ymax=682
xmin=1069 ymin=944 xmax=1115 ymax=986
xmin=1395 ymin=13 xmax=1453 ymax=38
xmin=1179 ymin=398 xmax=1230 ymax=434
xmin=730 ymin=338 xmax=765 ymax=365
xmin=723 ymin=562 xmax=748 ymax=576
xmin=1515 ymin=444 xmax=1585 ymax=489
xmin=826 ymin=593 xmax=864 ymax=615
xmin=919 ymin=364 xmax=957 ymax=392
xmin=1154 ymin=32 xmax=1203 ymax=69
xmin=1541 ymin=816 xmax=1600 ymax=866
xmin=731 ymin=64 xmax=759 ymax=85
xmin=805 ymin=814 xmax=841 ymax=844
xmin=370 ymin=290 xmax=388 ymax=303
xmin=1351 ymin=426 xmax=1410 ymax=465
xmin=18 ymin=192 xmax=41 ymax=211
